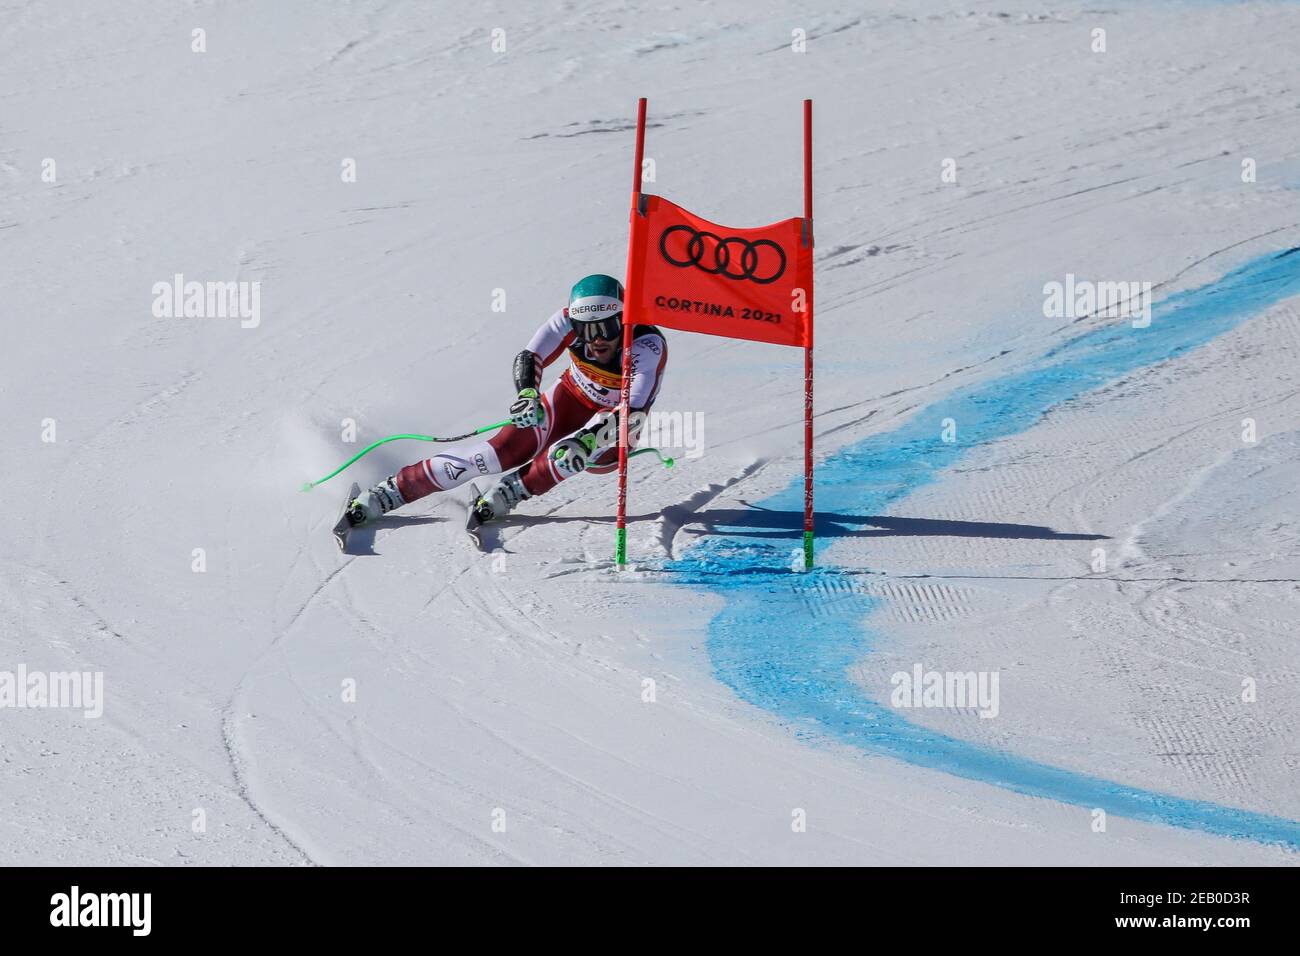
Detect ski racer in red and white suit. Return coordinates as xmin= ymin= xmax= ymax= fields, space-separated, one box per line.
xmin=347 ymin=274 xmax=667 ymax=526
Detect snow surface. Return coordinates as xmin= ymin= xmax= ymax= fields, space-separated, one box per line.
xmin=3 ymin=0 xmax=1299 ymax=864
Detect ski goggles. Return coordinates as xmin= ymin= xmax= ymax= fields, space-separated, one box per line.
xmin=570 ymin=314 xmax=623 ymax=343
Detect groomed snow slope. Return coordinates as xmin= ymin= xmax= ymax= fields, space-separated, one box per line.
xmin=2 ymin=0 xmax=1298 ymax=864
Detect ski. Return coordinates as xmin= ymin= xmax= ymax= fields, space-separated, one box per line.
xmin=332 ymin=482 xmax=361 ymax=553
xmin=465 ymin=482 xmax=488 ymax=551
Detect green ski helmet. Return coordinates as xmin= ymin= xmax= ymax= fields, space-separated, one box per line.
xmin=567 ymin=274 xmax=624 ymax=342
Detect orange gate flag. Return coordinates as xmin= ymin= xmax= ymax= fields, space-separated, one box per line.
xmin=625 ymin=195 xmax=813 ymax=349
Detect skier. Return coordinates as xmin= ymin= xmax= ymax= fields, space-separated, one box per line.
xmin=345 ymin=274 xmax=668 ymax=529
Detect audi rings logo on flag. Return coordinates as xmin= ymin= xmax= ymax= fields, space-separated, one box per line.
xmin=627 ymin=194 xmax=810 ymax=348
xmin=659 ymin=225 xmax=787 ymax=285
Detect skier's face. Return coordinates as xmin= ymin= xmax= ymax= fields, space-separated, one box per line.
xmin=587 ymin=335 xmax=617 ymax=362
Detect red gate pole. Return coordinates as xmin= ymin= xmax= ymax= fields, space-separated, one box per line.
xmin=616 ymin=97 xmax=648 ymax=567
xmin=802 ymin=98 xmax=815 ymax=571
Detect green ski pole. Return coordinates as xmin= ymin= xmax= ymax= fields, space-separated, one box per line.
xmin=300 ymin=420 xmax=510 ymax=491
xmin=302 ymin=423 xmax=673 ymax=491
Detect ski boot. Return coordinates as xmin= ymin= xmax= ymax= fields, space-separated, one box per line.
xmin=347 ymin=476 xmax=405 ymax=527
xmin=469 ymin=471 xmax=531 ymax=525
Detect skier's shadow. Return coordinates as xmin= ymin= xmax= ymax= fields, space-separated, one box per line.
xmin=675 ymin=504 xmax=1108 ymax=543
xmin=515 ymin=504 xmax=1106 ymax=543
xmin=344 ymin=515 xmax=444 ymax=556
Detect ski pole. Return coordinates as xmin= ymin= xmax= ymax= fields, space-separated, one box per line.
xmin=629 ymin=447 xmax=674 ymax=468
xmin=301 ymin=420 xmax=511 ymax=491
xmin=302 ymin=425 xmax=675 ymax=492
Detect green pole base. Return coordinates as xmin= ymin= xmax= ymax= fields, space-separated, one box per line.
xmin=803 ymin=530 xmax=814 ymax=570
xmin=616 ymin=527 xmax=627 ymax=567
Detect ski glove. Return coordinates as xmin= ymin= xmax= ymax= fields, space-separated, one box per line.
xmin=550 ymin=410 xmax=650 ymax=478
xmin=509 ymin=387 xmax=545 ymax=429
xmin=550 ymin=430 xmax=599 ymax=478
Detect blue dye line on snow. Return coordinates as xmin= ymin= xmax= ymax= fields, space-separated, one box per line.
xmin=666 ymin=246 xmax=1300 ymax=850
